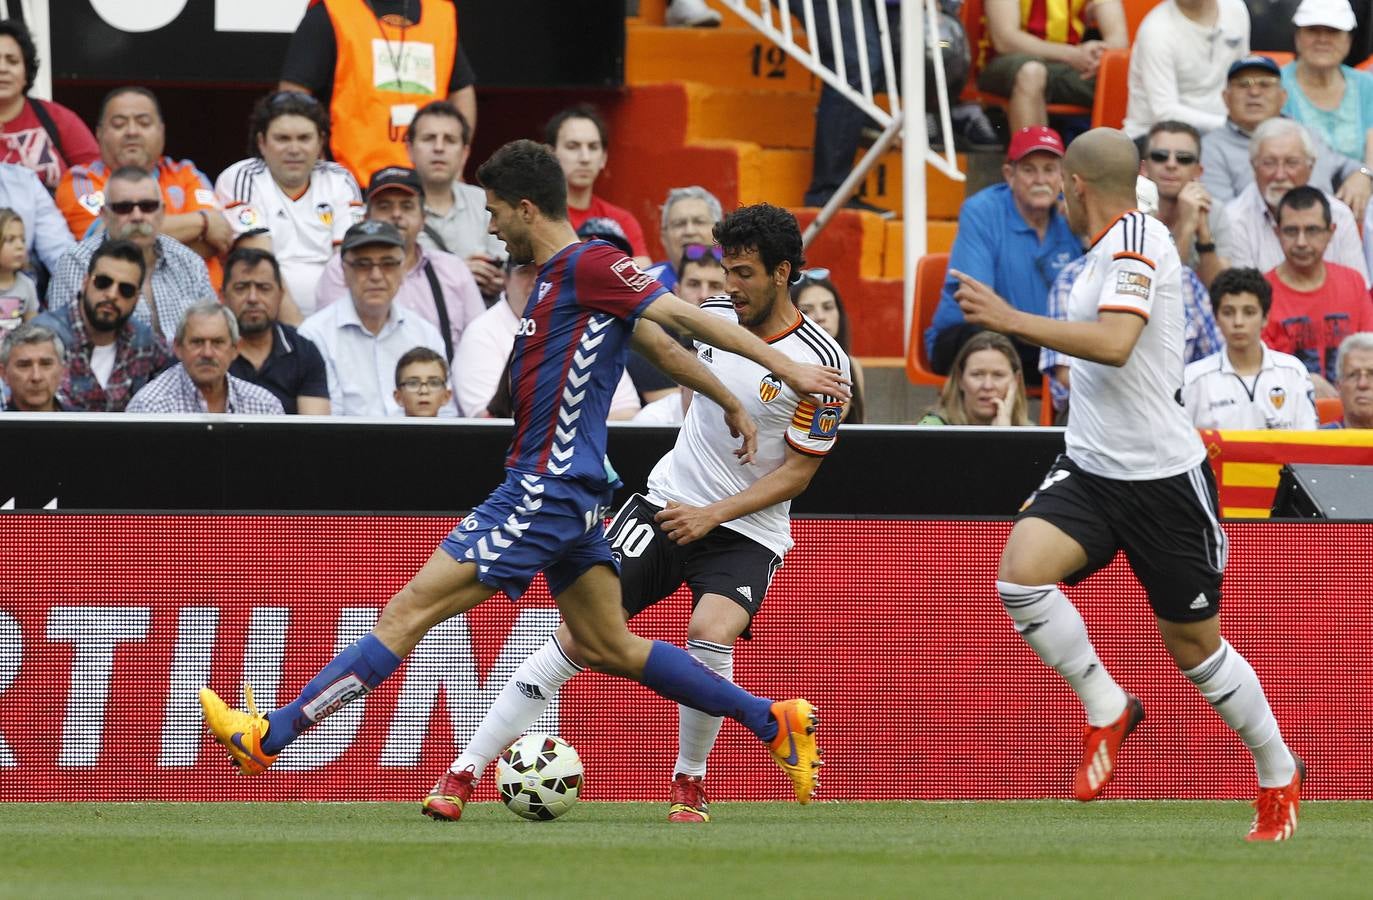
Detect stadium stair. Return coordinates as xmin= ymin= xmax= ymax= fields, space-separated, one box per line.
xmin=600 ymin=1 xmax=969 ymax=359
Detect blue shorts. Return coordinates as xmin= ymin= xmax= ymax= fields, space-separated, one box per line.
xmin=439 ymin=470 xmax=618 ymax=600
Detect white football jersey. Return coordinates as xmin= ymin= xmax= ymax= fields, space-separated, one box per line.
xmin=215 ymin=158 xmax=363 ymax=315
xmin=645 ymin=299 xmax=849 ymax=558
xmin=1182 ymin=345 xmax=1317 ymax=430
xmin=1064 ymin=211 xmax=1206 ymax=479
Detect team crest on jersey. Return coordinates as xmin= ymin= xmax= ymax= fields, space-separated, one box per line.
xmin=316 ymin=202 xmax=334 ymax=227
xmin=78 ymin=190 xmax=105 ymax=215
xmin=809 ymin=403 xmax=843 ymax=438
xmin=758 ymin=374 xmax=783 ymax=403
xmin=1269 ymin=386 xmax=1286 ymax=410
xmin=611 ymin=256 xmax=653 ymax=292
xmin=537 ymin=280 xmax=553 ymax=301
xmin=1115 ymin=270 xmax=1151 ymax=299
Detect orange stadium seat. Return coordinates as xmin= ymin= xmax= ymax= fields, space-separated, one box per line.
xmin=1092 ymin=48 xmax=1130 ymax=129
xmin=907 ymin=253 xmax=949 ymax=386
xmin=1316 ymin=397 xmax=1344 ymax=425
xmin=1360 ymin=56 xmax=1373 ymax=72
xmin=1121 ymin=0 xmax=1161 ymax=40
xmin=1038 ymin=375 xmax=1056 ymax=425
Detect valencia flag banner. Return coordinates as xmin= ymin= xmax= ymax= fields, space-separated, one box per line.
xmin=1201 ymin=429 xmax=1373 ymax=518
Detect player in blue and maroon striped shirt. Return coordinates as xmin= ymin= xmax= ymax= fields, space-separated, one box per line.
xmin=198 ymin=139 xmax=848 ymax=811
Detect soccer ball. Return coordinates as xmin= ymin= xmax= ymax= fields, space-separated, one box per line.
xmin=496 ymin=733 xmax=583 ymax=821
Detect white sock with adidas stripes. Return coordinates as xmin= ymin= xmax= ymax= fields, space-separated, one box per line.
xmin=997 ymin=580 xmax=1128 ymax=727
xmin=673 ymin=639 xmax=734 ymax=778
xmin=1183 ymin=640 xmax=1296 ymax=787
xmin=449 ymin=635 xmax=582 ymax=778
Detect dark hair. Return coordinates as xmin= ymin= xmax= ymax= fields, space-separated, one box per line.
xmin=107 ymin=165 xmax=156 ymax=189
xmin=1276 ymin=184 xmax=1332 ymax=227
xmin=1208 ymin=267 xmax=1272 ymax=316
xmin=223 ymin=247 xmax=283 ymax=291
xmin=713 ymin=203 xmax=804 ymax=280
xmin=248 ymin=91 xmax=328 ymax=158
xmin=407 ymin=100 xmax=471 ymax=146
xmin=0 ymin=20 xmax=38 ymax=95
xmin=97 ymin=86 xmax=162 ymax=125
xmin=395 ymin=346 xmax=449 ymax=386
xmin=476 ymin=139 xmax=568 ymax=220
xmin=544 ymin=103 xmax=608 ymax=148
xmin=89 ymin=238 xmax=147 ymax=285
xmin=1146 ymin=120 xmax=1202 ymax=153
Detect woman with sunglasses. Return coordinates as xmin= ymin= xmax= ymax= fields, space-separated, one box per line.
xmin=917 ymin=330 xmax=1029 ymax=427
xmin=0 ymin=19 xmax=98 ymax=192
xmin=789 ymin=270 xmax=864 ymax=423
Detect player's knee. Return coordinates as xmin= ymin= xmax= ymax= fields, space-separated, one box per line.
xmin=685 ymin=619 xmax=742 ymax=647
xmin=996 ymin=579 xmax=1056 ymax=623
xmin=1013 ymin=60 xmax=1048 ymax=95
xmin=569 ymin=626 xmax=638 ymax=676
xmin=553 ymin=626 xmax=588 ymax=668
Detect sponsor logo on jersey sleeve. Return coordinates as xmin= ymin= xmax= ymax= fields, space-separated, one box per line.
xmin=759 ymin=373 xmax=783 ymax=403
xmin=194 ymin=188 xmax=217 ymax=207
xmin=234 ymin=205 xmax=264 ymax=229
xmin=78 ymin=191 xmax=105 ymax=215
xmin=610 ymin=256 xmax=654 ymax=292
xmin=1114 ymin=270 xmax=1151 ymax=299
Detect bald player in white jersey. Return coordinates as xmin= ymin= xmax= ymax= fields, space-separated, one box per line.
xmin=952 ymin=128 xmax=1303 ymax=842
xmin=421 ymin=203 xmax=848 ymax=825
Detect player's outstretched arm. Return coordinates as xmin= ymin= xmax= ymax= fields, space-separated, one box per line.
xmin=631 ymin=318 xmax=758 ymax=462
xmin=643 ymin=294 xmax=851 ymax=399
xmin=656 ymin=447 xmax=824 ymax=545
xmin=951 ymin=269 xmax=1146 ymax=367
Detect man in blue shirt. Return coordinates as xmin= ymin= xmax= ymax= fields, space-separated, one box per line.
xmin=926 ymin=125 xmax=1083 ymax=377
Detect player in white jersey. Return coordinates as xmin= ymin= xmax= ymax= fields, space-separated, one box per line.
xmin=421 ymin=204 xmax=848 ymax=824
xmin=1182 ymin=267 xmax=1318 ymax=431
xmin=953 ymin=129 xmax=1303 ymax=842
xmin=214 ymin=91 xmax=362 ymax=316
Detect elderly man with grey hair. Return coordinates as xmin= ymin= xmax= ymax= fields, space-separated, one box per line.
xmin=644 ymin=185 xmax=723 ymax=293
xmin=1 ymin=321 xmax=66 ymax=412
xmin=1220 ymin=118 xmax=1370 ymax=286
xmin=126 ymin=300 xmax=283 ymax=414
xmin=1329 ymin=332 xmax=1373 ymax=429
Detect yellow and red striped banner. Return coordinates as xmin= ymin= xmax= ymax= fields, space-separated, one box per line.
xmin=1201 ymin=429 xmax=1373 ymax=517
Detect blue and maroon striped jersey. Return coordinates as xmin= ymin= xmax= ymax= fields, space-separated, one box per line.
xmin=504 ymin=240 xmax=667 ymax=484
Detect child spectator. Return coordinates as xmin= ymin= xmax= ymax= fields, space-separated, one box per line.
xmin=393 ymin=346 xmax=453 ymax=418
xmin=0 ymin=207 xmax=35 ymax=334
xmin=790 ymin=270 xmax=865 ymax=424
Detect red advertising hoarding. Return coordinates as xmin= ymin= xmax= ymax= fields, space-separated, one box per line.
xmin=0 ymin=516 xmax=1367 ymax=801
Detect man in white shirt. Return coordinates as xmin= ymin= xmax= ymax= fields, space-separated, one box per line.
xmin=1182 ymin=267 xmax=1317 ymax=429
xmin=404 ymin=100 xmax=506 ymax=299
xmin=1123 ymin=0 xmax=1250 ymax=140
xmin=1221 ymin=117 xmax=1370 ymax=286
xmin=215 ymin=91 xmax=363 ymax=318
xmin=315 ymin=166 xmax=486 ymax=364
xmin=298 ymin=220 xmax=451 ymax=417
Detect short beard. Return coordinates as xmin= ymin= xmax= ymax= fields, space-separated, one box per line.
xmin=237 ymin=315 xmax=271 ymax=336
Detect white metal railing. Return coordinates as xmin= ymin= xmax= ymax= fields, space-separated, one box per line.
xmin=718 ymin=0 xmax=964 ymax=348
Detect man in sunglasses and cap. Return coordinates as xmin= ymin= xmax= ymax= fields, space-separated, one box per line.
xmin=45 ymin=166 xmax=215 ymax=342
xmin=31 ymin=238 xmax=173 ymax=411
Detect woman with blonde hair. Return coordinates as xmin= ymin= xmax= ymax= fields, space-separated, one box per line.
xmin=918 ymin=330 xmax=1029 ymax=426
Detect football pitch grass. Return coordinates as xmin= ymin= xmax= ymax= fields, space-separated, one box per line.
xmin=3 ymin=801 xmax=1371 ymax=898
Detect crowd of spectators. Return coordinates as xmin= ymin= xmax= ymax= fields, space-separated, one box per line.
xmin=7 ymin=2 xmax=1373 ymax=435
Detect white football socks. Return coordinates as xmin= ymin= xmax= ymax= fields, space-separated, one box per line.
xmin=997 ymin=580 xmax=1128 ymax=727
xmin=1183 ymin=640 xmax=1296 ymax=787
xmin=449 ymin=635 xmax=582 ymax=778
xmin=673 ymin=639 xmax=733 ymax=779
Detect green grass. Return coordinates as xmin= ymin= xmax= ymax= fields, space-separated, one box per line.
xmin=1 ymin=801 xmax=1370 ymax=899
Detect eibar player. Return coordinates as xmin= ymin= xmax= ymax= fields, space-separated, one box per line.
xmin=197 ymin=141 xmax=847 ymax=805
xmin=421 ymin=204 xmax=849 ymax=824
xmin=952 ymin=128 xmax=1303 ymax=842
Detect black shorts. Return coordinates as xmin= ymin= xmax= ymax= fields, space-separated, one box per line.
xmin=1016 ymin=455 xmax=1227 ymax=623
xmin=605 ymin=493 xmax=782 ymax=635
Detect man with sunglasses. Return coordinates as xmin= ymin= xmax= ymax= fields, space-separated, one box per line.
xmin=1200 ymin=55 xmax=1368 ymax=215
xmin=1140 ymin=121 xmax=1233 ymax=287
xmin=298 ymin=219 xmax=450 ymax=416
xmin=46 ymin=166 xmax=215 ymax=342
xmin=30 ymin=239 xmax=172 ymax=412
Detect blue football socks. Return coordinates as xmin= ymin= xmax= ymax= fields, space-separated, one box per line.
xmin=262 ymin=633 xmax=402 ymax=755
xmin=639 ymin=640 xmax=778 ymax=742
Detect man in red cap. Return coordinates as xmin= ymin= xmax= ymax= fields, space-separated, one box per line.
xmin=925 ymin=125 xmax=1084 ymax=378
